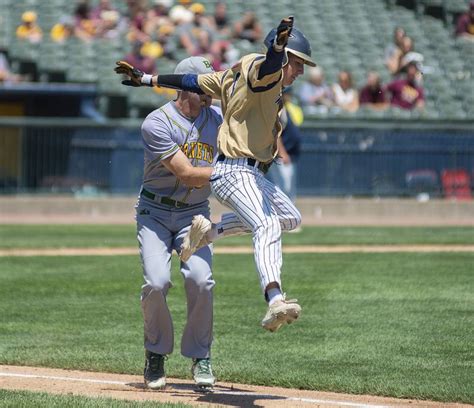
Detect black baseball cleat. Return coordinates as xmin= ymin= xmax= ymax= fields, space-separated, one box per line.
xmin=192 ymin=358 xmax=215 ymax=392
xmin=144 ymin=350 xmax=166 ymax=390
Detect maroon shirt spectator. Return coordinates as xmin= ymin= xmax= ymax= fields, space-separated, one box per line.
xmin=455 ymin=1 xmax=474 ymax=39
xmin=359 ymin=72 xmax=388 ymax=108
xmin=386 ymin=62 xmax=424 ymax=110
xmin=211 ymin=1 xmax=230 ymax=36
xmin=233 ymin=11 xmax=262 ymax=43
xmin=91 ymin=0 xmax=116 ymax=21
xmin=124 ymin=42 xmax=156 ymax=74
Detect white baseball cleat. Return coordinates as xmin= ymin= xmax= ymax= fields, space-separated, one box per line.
xmin=192 ymin=358 xmax=215 ymax=391
xmin=180 ymin=215 xmax=212 ymax=262
xmin=261 ymin=296 xmax=302 ymax=332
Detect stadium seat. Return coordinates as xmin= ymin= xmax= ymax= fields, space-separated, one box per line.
xmin=441 ymin=169 xmax=472 ymax=200
xmin=0 ymin=0 xmax=471 ymax=120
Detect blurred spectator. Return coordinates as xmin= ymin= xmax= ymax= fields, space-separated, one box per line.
xmin=126 ymin=0 xmax=149 ymax=20
xmin=455 ymin=1 xmax=474 ymax=40
xmin=386 ymin=35 xmax=422 ymax=76
xmin=92 ymin=0 xmax=125 ymax=39
xmin=233 ymin=11 xmax=263 ymax=44
xmin=95 ymin=10 xmax=126 ymax=39
xmin=210 ymin=1 xmax=231 ymax=37
xmin=140 ymin=40 xmax=164 ymax=59
xmin=189 ymin=3 xmax=213 ymax=26
xmin=0 ymin=51 xmax=22 ymax=83
xmin=169 ymin=1 xmax=194 ymax=25
xmin=386 ymin=61 xmax=425 ymax=110
xmin=73 ymin=1 xmax=97 ymax=42
xmin=267 ymin=88 xmax=303 ymax=205
xmin=359 ymin=71 xmax=388 ymax=110
xmin=126 ymin=0 xmax=150 ymax=43
xmin=144 ymin=0 xmax=173 ymax=36
xmin=16 ymin=11 xmax=43 ymax=43
xmin=91 ymin=0 xmax=116 ymax=20
xmin=210 ymin=40 xmax=239 ymax=70
xmin=124 ymin=41 xmax=157 ymax=74
xmin=50 ymin=16 xmax=75 ymax=43
xmin=384 ymin=27 xmax=405 ymax=64
xmin=192 ymin=29 xmax=213 ymax=60
xmin=298 ymin=66 xmax=333 ymax=114
xmin=283 ymin=86 xmax=304 ymax=126
xmin=332 ymin=70 xmax=359 ymax=113
xmin=177 ymin=4 xmax=215 ymax=55
xmin=153 ymin=23 xmax=178 ymax=60
xmin=399 ymin=51 xmax=425 ymax=79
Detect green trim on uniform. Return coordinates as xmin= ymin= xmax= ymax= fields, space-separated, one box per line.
xmin=149 ymin=145 xmax=180 ymax=167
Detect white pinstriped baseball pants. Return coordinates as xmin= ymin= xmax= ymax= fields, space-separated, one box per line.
xmin=210 ymin=158 xmax=301 ymax=293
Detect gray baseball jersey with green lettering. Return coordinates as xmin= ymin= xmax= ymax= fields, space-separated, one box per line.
xmin=141 ymin=101 xmax=222 ymax=204
xmin=137 ymin=100 xmax=222 ymax=358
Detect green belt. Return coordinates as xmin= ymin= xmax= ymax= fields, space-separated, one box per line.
xmin=141 ymin=188 xmax=189 ymax=208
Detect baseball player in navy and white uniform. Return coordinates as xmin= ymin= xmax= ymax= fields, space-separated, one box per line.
xmin=116 ymin=16 xmax=316 ymax=333
xmin=131 ymin=56 xmax=221 ymax=391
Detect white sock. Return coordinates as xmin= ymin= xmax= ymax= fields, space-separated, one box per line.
xmin=267 ymin=288 xmax=283 ymax=305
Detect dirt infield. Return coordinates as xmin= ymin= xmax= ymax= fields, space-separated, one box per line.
xmin=1 ymin=365 xmax=471 ymax=408
xmin=1 ymin=245 xmax=474 ymax=257
xmin=0 ymin=245 xmax=474 ymax=256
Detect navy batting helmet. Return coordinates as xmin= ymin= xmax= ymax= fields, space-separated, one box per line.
xmin=264 ymin=27 xmax=316 ymax=67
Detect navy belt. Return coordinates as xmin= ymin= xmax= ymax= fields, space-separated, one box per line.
xmin=217 ymin=154 xmax=272 ymax=174
xmin=141 ymin=188 xmax=189 ymax=208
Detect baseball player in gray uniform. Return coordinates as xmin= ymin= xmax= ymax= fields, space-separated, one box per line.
xmin=131 ymin=56 xmax=221 ymax=391
xmin=116 ymin=16 xmax=315 ymax=333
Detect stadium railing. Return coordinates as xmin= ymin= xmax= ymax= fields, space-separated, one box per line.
xmin=0 ymin=116 xmax=472 ymax=198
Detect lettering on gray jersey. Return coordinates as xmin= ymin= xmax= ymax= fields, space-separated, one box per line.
xmin=141 ymin=102 xmax=222 ymax=204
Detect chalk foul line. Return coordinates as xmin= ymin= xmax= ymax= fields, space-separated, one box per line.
xmin=0 ymin=371 xmax=390 ymax=408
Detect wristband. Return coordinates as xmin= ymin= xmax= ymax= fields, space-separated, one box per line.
xmin=141 ymin=74 xmax=153 ymax=87
xmin=273 ymin=38 xmax=285 ymax=52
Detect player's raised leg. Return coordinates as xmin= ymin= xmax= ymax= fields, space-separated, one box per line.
xmin=180 ymin=212 xmax=251 ymax=262
xmin=210 ymin=161 xmax=302 ymax=331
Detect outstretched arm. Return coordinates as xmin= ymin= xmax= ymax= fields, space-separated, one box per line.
xmin=114 ymin=61 xmax=205 ymax=94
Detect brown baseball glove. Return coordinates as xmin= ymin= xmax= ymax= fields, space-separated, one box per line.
xmin=114 ymin=60 xmax=149 ymax=87
xmin=275 ymin=16 xmax=294 ymax=48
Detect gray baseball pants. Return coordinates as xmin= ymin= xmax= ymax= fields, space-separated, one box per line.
xmin=136 ymin=197 xmax=214 ymax=359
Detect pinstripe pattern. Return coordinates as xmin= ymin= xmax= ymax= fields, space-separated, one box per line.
xmin=211 ymin=158 xmax=301 ymax=292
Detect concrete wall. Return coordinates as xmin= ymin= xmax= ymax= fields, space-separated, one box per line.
xmin=1 ymin=196 xmax=473 ymax=226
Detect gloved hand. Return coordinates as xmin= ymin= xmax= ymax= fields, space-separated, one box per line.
xmin=114 ymin=61 xmax=153 ymax=87
xmin=275 ymin=16 xmax=294 ymax=50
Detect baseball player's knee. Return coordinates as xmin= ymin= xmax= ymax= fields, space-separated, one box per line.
xmin=145 ymin=275 xmax=172 ymax=292
xmin=185 ymin=275 xmax=215 ymax=293
xmin=289 ymin=209 xmax=302 ymax=230
xmin=255 ymin=217 xmax=281 ymax=236
xmin=280 ymin=207 xmax=301 ymax=231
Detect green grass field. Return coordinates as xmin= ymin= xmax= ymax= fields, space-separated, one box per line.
xmin=0 ymin=390 xmax=191 ymax=408
xmin=0 ymin=226 xmax=473 ymax=404
xmin=1 ymin=225 xmax=474 ymax=248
